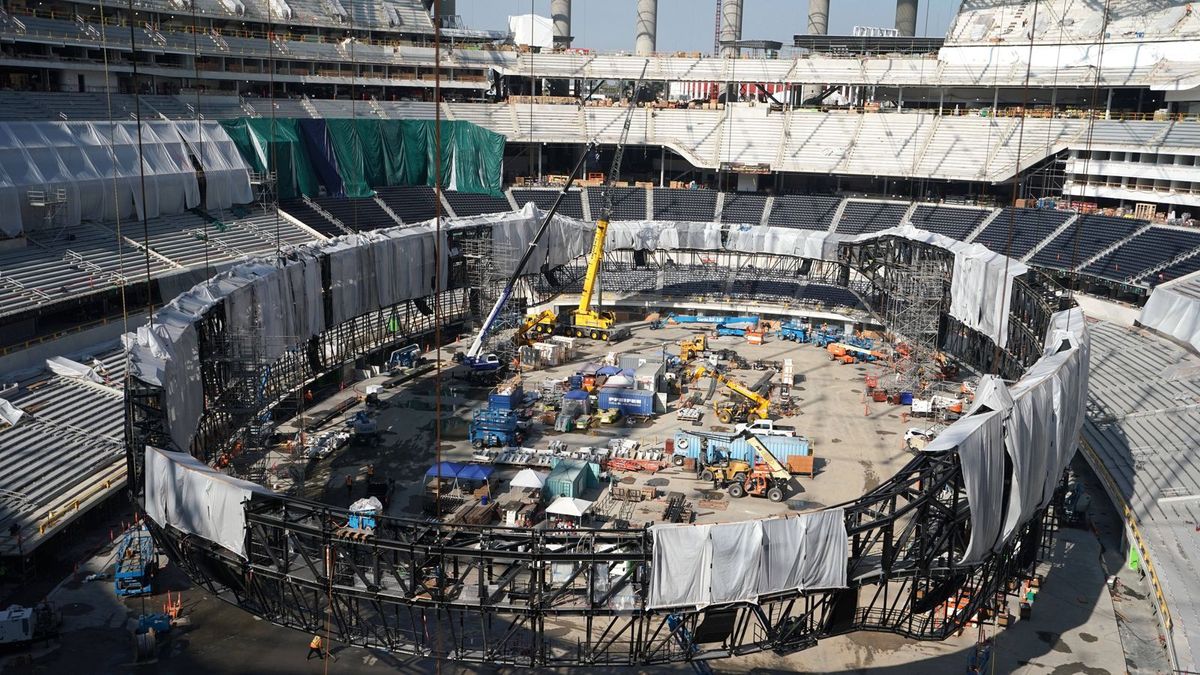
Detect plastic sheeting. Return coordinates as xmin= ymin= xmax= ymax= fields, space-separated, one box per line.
xmin=0 ymin=399 xmax=23 ymax=427
xmin=1139 ymin=279 xmax=1200 ymax=354
xmin=923 ymin=306 xmax=1089 ymax=563
xmin=221 ymin=118 xmax=318 ymax=200
xmin=608 ymin=220 xmax=725 ymax=252
xmin=486 ymin=203 xmax=594 ymax=276
xmin=173 ymin=121 xmax=253 ymax=211
xmin=45 ymin=356 xmax=104 ymax=383
xmin=726 ymin=225 xmax=843 ymax=260
xmin=650 ymin=524 xmax=712 ymax=608
xmin=0 ymin=121 xmax=202 ymax=235
xmin=649 ymin=510 xmax=848 ymax=608
xmin=925 ymin=410 xmax=1006 ymax=564
xmin=144 ymin=445 xmax=271 ymax=559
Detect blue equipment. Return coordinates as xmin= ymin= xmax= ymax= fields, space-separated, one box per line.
xmin=114 ymin=526 xmax=156 ymax=597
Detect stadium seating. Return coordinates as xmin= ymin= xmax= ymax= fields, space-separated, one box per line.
xmin=1028 ymin=214 xmax=1143 ymax=270
xmin=511 ymin=188 xmax=585 ymax=220
xmin=974 ymin=208 xmax=1071 ymax=259
xmin=662 ymin=264 xmax=726 ymax=298
xmin=445 ymin=191 xmax=512 ymax=217
xmin=720 ymin=193 xmax=768 ymax=225
xmin=768 ymin=195 xmax=842 ymax=230
xmin=652 ymin=188 xmax=718 ymax=221
xmin=1153 ymin=254 xmax=1200 ymax=287
xmin=799 ymin=284 xmax=863 ymax=309
xmin=909 ymin=204 xmax=992 ymax=241
xmin=1081 ymin=226 xmax=1200 ymax=283
xmin=375 ymin=186 xmax=440 ymax=223
xmin=312 ymin=195 xmax=398 ymax=231
xmin=588 ymin=186 xmax=646 ymax=221
xmin=280 ymin=198 xmax=347 ymax=238
xmin=836 ymin=201 xmax=909 ymax=235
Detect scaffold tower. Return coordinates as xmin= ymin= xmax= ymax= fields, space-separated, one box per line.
xmin=880 ymin=256 xmax=946 ymax=395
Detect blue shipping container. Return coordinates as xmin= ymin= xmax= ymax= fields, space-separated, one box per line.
xmin=597 ymin=388 xmax=655 ymax=416
xmin=672 ymin=430 xmax=810 ymax=463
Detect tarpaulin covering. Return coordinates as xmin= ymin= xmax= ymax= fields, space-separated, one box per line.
xmin=925 ymin=410 xmax=1006 ymax=564
xmin=922 ymin=306 xmax=1089 ymax=563
xmin=488 ymin=203 xmax=594 ymax=276
xmin=0 ymin=399 xmax=23 ymax=427
xmin=296 ymin=119 xmax=344 ymax=197
xmin=0 ymin=120 xmax=203 ymax=235
xmin=221 ymin=117 xmax=318 ymax=200
xmin=1139 ymin=278 xmax=1200 ymax=354
xmin=650 ymin=510 xmax=848 ymax=608
xmin=144 ymin=445 xmax=270 ymax=558
xmin=650 ymin=524 xmax=712 ymax=608
xmin=173 ymin=120 xmax=253 ymax=211
xmin=45 ymin=356 xmax=104 ymax=383
xmin=726 ymin=225 xmax=842 ymax=260
xmin=607 ymin=220 xmax=725 ymax=252
xmin=325 ymin=118 xmax=376 ymax=198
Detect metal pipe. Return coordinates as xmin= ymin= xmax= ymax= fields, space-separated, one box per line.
xmin=635 ymin=0 xmax=657 ymax=56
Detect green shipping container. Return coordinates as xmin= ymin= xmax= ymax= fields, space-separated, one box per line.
xmin=544 ymin=459 xmax=600 ymax=501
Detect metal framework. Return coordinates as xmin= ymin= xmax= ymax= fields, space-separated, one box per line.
xmin=124 ymin=233 xmax=1074 ymax=668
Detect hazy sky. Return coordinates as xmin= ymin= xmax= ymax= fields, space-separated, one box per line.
xmin=455 ymin=0 xmax=962 ymax=53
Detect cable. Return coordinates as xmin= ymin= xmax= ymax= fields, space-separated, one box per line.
xmin=126 ymin=0 xmax=155 ymax=328
xmin=188 ymin=0 xmax=213 ymax=280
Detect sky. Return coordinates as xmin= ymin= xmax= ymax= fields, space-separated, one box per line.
xmin=454 ymin=0 xmax=962 ymax=53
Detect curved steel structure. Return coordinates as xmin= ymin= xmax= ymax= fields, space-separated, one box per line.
xmin=124 ymin=227 xmax=1077 ymax=667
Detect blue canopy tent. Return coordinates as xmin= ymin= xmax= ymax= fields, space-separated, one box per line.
xmin=425 ymin=462 xmax=465 ymax=480
xmin=457 ymin=464 xmax=494 ymax=482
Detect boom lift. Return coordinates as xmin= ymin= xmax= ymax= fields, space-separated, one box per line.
xmin=453 ymin=141 xmax=597 ymax=372
xmin=690 ymin=364 xmax=772 ymax=424
xmin=530 ymin=61 xmax=649 ymax=342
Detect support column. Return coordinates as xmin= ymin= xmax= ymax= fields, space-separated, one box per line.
xmin=895 ymin=0 xmax=918 ymax=37
xmin=1105 ymin=88 xmax=1114 ymax=119
xmin=718 ymin=0 xmax=743 ymax=58
xmin=551 ymin=0 xmax=571 ymax=48
xmin=807 ymin=0 xmax=829 ymax=36
xmin=635 ymin=0 xmax=658 ymax=56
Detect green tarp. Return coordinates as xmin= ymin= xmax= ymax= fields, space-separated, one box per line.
xmin=220 ymin=118 xmax=319 ymax=200
xmin=260 ymin=117 xmax=506 ymax=199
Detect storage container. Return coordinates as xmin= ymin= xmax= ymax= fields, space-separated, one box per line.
xmin=597 ymin=388 xmax=655 ymax=416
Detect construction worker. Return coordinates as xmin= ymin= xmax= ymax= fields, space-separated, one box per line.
xmin=344 ymin=474 xmax=353 ymax=499
xmin=307 ymin=634 xmax=323 ymax=660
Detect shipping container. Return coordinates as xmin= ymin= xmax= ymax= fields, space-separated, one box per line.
xmin=672 ymin=430 xmax=810 ymax=463
xmin=597 ymin=388 xmax=655 ymax=416
xmin=634 ymin=362 xmax=664 ymax=392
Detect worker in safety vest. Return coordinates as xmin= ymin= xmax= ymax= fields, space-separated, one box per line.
xmin=307 ymin=634 xmax=323 ymax=660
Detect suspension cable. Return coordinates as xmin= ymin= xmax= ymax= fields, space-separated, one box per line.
xmin=126 ymin=0 xmax=155 ymax=328
xmin=189 ymin=0 xmax=213 ymax=279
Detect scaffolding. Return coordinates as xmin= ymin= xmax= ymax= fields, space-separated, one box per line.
xmin=27 ymin=188 xmax=67 ymax=233
xmin=460 ymin=233 xmax=524 ymax=366
xmin=880 ymin=256 xmax=946 ymax=395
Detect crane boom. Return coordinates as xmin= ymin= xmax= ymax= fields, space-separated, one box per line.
xmin=459 ymin=141 xmax=596 ymax=368
xmin=574 ymin=60 xmax=649 ymax=320
xmin=739 ymin=429 xmax=791 ymax=480
xmin=691 ymin=364 xmax=771 ymax=420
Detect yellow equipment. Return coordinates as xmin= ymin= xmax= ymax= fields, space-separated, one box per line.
xmin=690 ymin=364 xmax=771 ymax=424
xmin=679 ymin=334 xmax=707 ymax=362
xmin=727 ymin=430 xmax=791 ymax=502
xmin=517 ymin=309 xmax=555 ymax=345
xmin=529 ymin=61 xmax=648 ymax=342
xmin=699 ymin=458 xmax=752 ymax=486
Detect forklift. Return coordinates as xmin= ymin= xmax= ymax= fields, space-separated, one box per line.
xmin=699 ymin=430 xmax=791 ymax=503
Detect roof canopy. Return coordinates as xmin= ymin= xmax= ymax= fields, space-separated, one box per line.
xmin=545 ymin=496 xmax=593 ymax=518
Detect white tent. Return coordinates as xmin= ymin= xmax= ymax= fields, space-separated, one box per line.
xmin=546 ymin=496 xmax=592 ymax=518
xmin=511 ymin=468 xmax=547 ymax=489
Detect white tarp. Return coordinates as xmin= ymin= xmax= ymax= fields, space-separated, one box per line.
xmin=487 ymin=203 xmax=593 ymax=276
xmin=45 ymin=355 xmax=104 ymax=383
xmin=0 ymin=399 xmax=23 ymax=427
xmin=709 ymin=520 xmax=763 ymax=604
xmin=545 ymin=496 xmax=593 ymax=518
xmin=1139 ymin=279 xmax=1200 ymax=354
xmin=144 ymin=446 xmax=271 ymax=558
xmin=0 ymin=121 xmax=201 ymax=235
xmin=726 ymin=225 xmax=841 ymax=260
xmin=651 ymin=510 xmax=848 ymax=608
xmin=650 ymin=524 xmax=712 ymax=608
xmin=606 ymin=220 xmax=725 ymax=252
xmin=510 ymin=468 xmax=546 ymax=488
xmin=509 ymin=14 xmax=554 ymax=49
xmin=924 ymin=410 xmax=1006 ymax=564
xmin=173 ymin=120 xmax=253 ymax=211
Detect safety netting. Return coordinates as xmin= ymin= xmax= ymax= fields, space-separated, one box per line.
xmin=221 ymin=118 xmax=505 ymax=200
xmin=0 ymin=120 xmax=252 ymax=236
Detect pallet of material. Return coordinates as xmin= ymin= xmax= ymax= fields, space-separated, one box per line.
xmin=606 ymin=457 xmax=663 ymax=473
xmin=697 ymin=499 xmax=728 ymax=511
xmin=304 ymin=397 xmax=358 ymax=432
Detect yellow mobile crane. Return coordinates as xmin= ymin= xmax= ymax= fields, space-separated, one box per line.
xmin=690 ymin=364 xmax=772 ymax=424
xmin=531 ymin=62 xmax=649 ymax=342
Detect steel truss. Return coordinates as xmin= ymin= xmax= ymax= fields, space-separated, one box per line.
xmin=125 ymin=236 xmax=1073 ymax=667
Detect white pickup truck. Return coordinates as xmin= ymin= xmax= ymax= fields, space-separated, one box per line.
xmin=734 ymin=419 xmax=796 ymax=437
